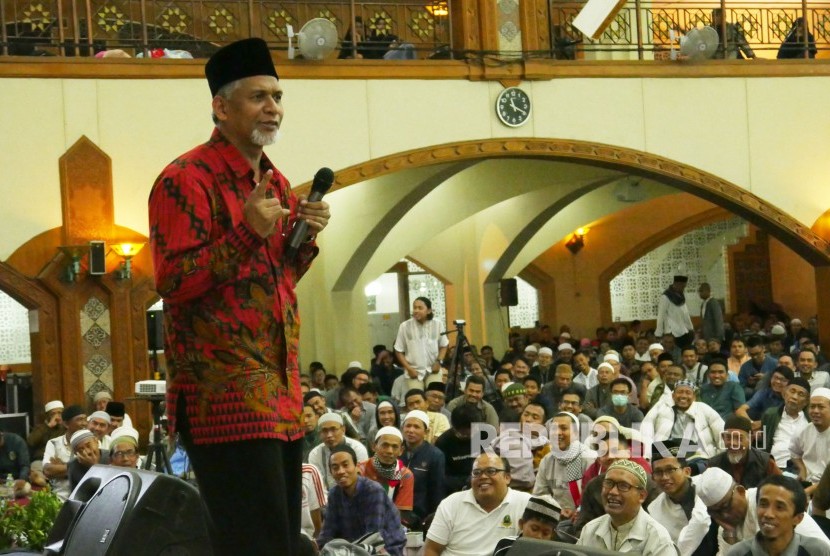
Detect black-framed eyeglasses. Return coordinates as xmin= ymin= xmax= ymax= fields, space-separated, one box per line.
xmin=471 ymin=467 xmax=506 ymax=478
xmin=652 ymin=466 xmax=681 ymax=479
xmin=112 ymin=449 xmax=137 ymax=459
xmin=601 ymin=479 xmax=641 ymax=493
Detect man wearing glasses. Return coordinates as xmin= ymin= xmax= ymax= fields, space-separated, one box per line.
xmin=694 ymin=467 xmax=829 ymax=552
xmin=577 ymin=459 xmax=678 ymax=554
xmin=647 ymin=439 xmax=715 ymax=555
xmin=424 ymin=453 xmax=531 ymax=555
xmin=736 ymin=366 xmax=794 ymax=431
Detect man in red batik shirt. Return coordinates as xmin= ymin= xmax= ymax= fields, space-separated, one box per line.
xmin=149 ymin=38 xmax=330 ymax=555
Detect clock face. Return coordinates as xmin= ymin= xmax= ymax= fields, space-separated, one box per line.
xmin=496 ymin=87 xmax=531 ymax=127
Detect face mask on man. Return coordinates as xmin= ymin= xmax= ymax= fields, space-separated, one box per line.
xmin=611 ymin=394 xmax=629 ymax=407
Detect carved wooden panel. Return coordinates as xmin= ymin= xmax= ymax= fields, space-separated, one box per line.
xmin=59 ymin=136 xmax=115 ymax=245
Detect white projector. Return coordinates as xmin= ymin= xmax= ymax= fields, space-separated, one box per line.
xmin=135 ymin=380 xmax=166 ymax=396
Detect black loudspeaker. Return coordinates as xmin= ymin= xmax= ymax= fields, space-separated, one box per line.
xmin=499 ymin=278 xmax=519 ymax=307
xmin=89 ymin=241 xmax=107 ymax=275
xmin=146 ymin=310 xmax=164 ymax=352
xmin=45 ymin=465 xmax=212 ymax=556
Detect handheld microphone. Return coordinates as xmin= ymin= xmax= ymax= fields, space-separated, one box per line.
xmin=286 ymin=167 xmax=334 ymax=260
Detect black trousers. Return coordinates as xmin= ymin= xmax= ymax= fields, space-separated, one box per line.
xmin=177 ymin=400 xmax=303 ymax=556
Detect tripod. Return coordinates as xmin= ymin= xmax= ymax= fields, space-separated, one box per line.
xmin=445 ymin=319 xmax=473 ymax=401
xmin=142 ymin=396 xmax=173 ymax=475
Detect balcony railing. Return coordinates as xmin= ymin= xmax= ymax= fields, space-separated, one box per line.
xmin=0 ymin=0 xmax=826 ymax=59
xmin=550 ymin=2 xmax=828 ymax=60
xmin=0 ymin=0 xmax=451 ymax=56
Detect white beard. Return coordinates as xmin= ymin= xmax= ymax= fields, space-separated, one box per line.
xmin=727 ymin=452 xmax=745 ymax=465
xmin=251 ymin=128 xmax=281 ymax=146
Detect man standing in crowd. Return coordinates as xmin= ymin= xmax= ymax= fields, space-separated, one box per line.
xmin=149 ymin=37 xmax=330 ymax=556
xmin=656 ymin=275 xmax=694 ymax=349
xmin=698 ymin=282 xmax=724 ymax=342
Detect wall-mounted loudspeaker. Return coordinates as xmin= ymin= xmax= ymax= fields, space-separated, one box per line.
xmin=499 ymin=278 xmax=519 ymax=307
xmin=89 ymin=241 xmax=106 ymax=275
xmin=146 ymin=310 xmax=164 ymax=352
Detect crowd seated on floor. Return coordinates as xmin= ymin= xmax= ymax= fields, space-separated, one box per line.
xmin=291 ymin=308 xmax=830 ymax=554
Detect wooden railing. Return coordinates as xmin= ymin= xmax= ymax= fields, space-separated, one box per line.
xmin=0 ymin=0 xmax=451 ymax=57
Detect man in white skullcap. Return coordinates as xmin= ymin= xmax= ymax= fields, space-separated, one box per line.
xmin=577 ymin=459 xmax=678 ymax=554
xmin=790 ymin=387 xmax=830 ymax=495
xmin=86 ymin=410 xmax=112 ymax=450
xmin=308 ymin=412 xmax=368 ymax=489
xmin=694 ymin=466 xmax=830 ymax=552
xmin=27 ymin=400 xmax=66 ymax=475
xmin=358 ymin=426 xmax=415 ymax=523
xmin=535 ymin=346 xmax=555 ymax=384
xmin=109 ymin=426 xmax=141 ymax=469
xmin=400 ymin=410 xmax=445 ymax=524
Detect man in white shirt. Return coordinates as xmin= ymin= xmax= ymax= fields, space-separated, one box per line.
xmin=572 ymin=350 xmax=598 ymax=390
xmin=308 ymin=413 xmax=368 ymax=488
xmin=655 ymin=275 xmax=694 ymax=350
xmin=694 ymin=467 xmax=830 ymax=552
xmin=760 ymin=378 xmax=810 ymax=470
xmin=796 ymin=348 xmax=830 ymax=391
xmin=578 ymin=459 xmax=678 ymax=555
xmin=394 ymin=297 xmax=448 ymax=386
xmin=790 ymin=387 xmax=830 ymax=495
xmin=424 ymin=453 xmax=531 ymax=555
xmin=43 ymin=405 xmax=87 ymax=500
xmin=642 ymin=379 xmax=725 ymax=458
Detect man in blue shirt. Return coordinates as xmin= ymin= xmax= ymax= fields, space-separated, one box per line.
xmin=738 ymin=336 xmax=779 ymax=398
xmin=736 ymin=366 xmax=793 ymax=430
xmin=317 ymin=445 xmax=406 ymax=555
xmin=401 ymin=409 xmax=446 ymax=526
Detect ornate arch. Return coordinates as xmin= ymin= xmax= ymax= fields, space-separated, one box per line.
xmin=298 ymin=139 xmax=830 ymax=267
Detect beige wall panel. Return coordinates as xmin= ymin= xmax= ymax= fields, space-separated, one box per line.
xmin=745 ymin=77 xmax=830 ymax=226
xmin=642 ymin=78 xmax=751 ymax=189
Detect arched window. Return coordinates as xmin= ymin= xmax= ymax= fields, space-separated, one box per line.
xmin=0 ymin=291 xmax=31 ymax=364
xmin=508 ymin=277 xmax=539 ymax=328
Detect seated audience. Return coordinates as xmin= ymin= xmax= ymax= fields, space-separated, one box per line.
xmin=400 ymin=410 xmax=445 ymax=525
xmin=699 ymin=358 xmax=745 ymax=419
xmin=358 ymin=427 xmax=415 ymax=524
xmin=557 ymin=386 xmax=593 ymax=438
xmin=498 ymin=382 xmax=529 ymax=423
xmin=0 ymin=430 xmax=31 ymax=495
xmin=301 ymin=462 xmax=326 ymax=542
xmin=727 ymin=475 xmax=830 ymax=555
xmin=577 ymin=459 xmax=678 ymax=554
xmin=67 ymin=429 xmax=109 ymax=489
xmin=790 ymin=387 xmax=830 ymax=495
xmin=338 ymin=386 xmax=377 ymax=447
xmin=760 ymin=377 xmax=810 ymax=471
xmin=308 ymin=413 xmax=369 ymax=489
xmin=27 ymin=400 xmax=65 ymax=463
xmin=642 ymin=379 xmax=724 ymax=458
xmin=533 ymin=412 xmax=596 ymax=519
xmin=44 ymin=404 xmax=87 ymax=499
xmin=596 ymin=378 xmax=644 ymax=428
xmin=424 ymin=454 xmax=532 ymax=555
xmin=647 ymin=439 xmax=714 ymax=556
xmin=583 ymin=362 xmax=614 ymax=419
xmin=301 ymin=404 xmax=320 ymax=462
xmin=445 ymin=375 xmax=499 ymax=429
xmin=86 ymin=410 xmax=112 ymax=450
xmin=572 ymin=350 xmax=598 ymax=390
xmin=490 ymin=401 xmax=550 ymax=491
xmin=434 ymin=404 xmax=478 ymax=494
xmin=708 ymin=415 xmax=780 ymax=489
xmin=404 ymin=388 xmax=450 ymax=443
xmin=109 ymin=426 xmax=140 ymax=469
xmin=694 ymin=467 xmax=830 ymax=551
xmin=316 ymin=445 xmax=406 ymax=555
xmin=104 ymin=401 xmax=132 ymax=431
xmin=681 ymin=345 xmax=709 ymax=386
xmin=796 ymin=348 xmax=830 ymax=390
xmin=492 ymin=495 xmax=562 ymax=554
xmin=735 ymin=366 xmax=793 ymax=430
xmin=425 ymin=382 xmax=450 ymax=418
xmin=375 ymin=400 xmax=401 ymax=429
xmin=738 ymin=336 xmax=778 ymax=398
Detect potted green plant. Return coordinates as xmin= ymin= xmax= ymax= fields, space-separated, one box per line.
xmin=0 ymin=490 xmax=63 ymax=551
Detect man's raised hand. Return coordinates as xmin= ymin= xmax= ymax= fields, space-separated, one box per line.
xmin=244 ymin=170 xmax=290 ymax=238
